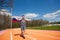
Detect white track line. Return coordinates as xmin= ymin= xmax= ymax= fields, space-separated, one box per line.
xmin=29 ymin=31 xmax=60 ymax=40
xmin=10 ymin=30 xmax=12 ymax=40
xmin=25 ymin=35 xmax=37 ymax=40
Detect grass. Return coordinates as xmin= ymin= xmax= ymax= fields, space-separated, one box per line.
xmin=0 ymin=25 xmax=60 ymax=31
xmin=27 ymin=25 xmax=60 ymax=30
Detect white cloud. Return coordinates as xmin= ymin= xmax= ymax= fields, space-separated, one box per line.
xmin=43 ymin=10 xmax=60 ymax=19
xmin=12 ymin=13 xmax=38 ymax=20
xmin=24 ymin=13 xmax=38 ymax=18
xmin=54 ymin=17 xmax=60 ymax=22
xmin=12 ymin=16 xmax=22 ymax=20
xmin=0 ymin=11 xmax=4 ymax=15
xmin=0 ymin=9 xmax=11 ymax=16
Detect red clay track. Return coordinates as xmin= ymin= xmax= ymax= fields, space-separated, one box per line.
xmin=0 ymin=28 xmax=60 ymax=40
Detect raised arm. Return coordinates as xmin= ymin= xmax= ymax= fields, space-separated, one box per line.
xmin=25 ymin=18 xmax=31 ymax=22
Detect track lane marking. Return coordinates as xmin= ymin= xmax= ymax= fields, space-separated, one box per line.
xmin=25 ymin=35 xmax=37 ymax=40
xmin=10 ymin=30 xmax=13 ymax=40
xmin=28 ymin=31 xmax=60 ymax=40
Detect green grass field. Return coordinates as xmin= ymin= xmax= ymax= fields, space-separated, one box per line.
xmin=0 ymin=25 xmax=60 ymax=31
xmin=27 ymin=25 xmax=60 ymax=30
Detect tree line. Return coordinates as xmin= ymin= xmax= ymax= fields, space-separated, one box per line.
xmin=12 ymin=19 xmax=49 ymax=28
xmin=0 ymin=10 xmax=11 ymax=30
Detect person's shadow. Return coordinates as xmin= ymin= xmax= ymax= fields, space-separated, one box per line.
xmin=14 ymin=34 xmax=25 ymax=39
xmin=14 ymin=34 xmax=20 ymax=36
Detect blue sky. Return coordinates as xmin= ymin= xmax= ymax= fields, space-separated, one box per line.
xmin=12 ymin=0 xmax=60 ymax=22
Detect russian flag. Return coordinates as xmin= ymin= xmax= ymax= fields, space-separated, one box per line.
xmin=12 ymin=18 xmax=17 ymax=22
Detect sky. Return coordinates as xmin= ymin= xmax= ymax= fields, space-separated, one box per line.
xmin=12 ymin=0 xmax=60 ymax=22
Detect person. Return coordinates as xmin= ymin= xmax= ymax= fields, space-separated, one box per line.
xmin=19 ymin=15 xmax=30 ymax=39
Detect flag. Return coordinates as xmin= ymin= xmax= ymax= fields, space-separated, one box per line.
xmin=12 ymin=18 xmax=17 ymax=22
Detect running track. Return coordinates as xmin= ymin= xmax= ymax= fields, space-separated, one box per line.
xmin=0 ymin=28 xmax=60 ymax=40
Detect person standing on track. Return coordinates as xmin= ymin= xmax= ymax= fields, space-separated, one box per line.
xmin=20 ymin=15 xmax=30 ymax=39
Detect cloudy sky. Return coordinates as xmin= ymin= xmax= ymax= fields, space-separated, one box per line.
xmin=12 ymin=0 xmax=60 ymax=22
xmin=0 ymin=9 xmax=11 ymax=16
